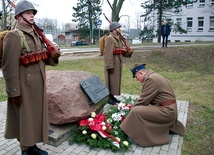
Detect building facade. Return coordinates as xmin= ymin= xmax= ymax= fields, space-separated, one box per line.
xmin=170 ymin=0 xmax=214 ymax=42
xmin=151 ymin=0 xmax=214 ymax=42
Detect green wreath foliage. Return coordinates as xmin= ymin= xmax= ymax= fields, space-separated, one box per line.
xmin=69 ymin=96 xmax=137 ymax=152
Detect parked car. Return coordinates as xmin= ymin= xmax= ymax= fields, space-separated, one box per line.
xmin=71 ymin=40 xmax=89 ymax=46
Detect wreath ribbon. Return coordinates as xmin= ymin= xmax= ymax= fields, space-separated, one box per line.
xmin=79 ymin=114 xmax=120 ymax=148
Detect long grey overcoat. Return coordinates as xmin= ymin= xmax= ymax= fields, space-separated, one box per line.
xmin=120 ymin=70 xmax=185 ymax=147
xmin=2 ymin=22 xmax=58 ymax=146
xmin=103 ymin=32 xmax=131 ymax=95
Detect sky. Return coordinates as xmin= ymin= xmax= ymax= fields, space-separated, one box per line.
xmin=19 ymin=0 xmax=144 ymax=29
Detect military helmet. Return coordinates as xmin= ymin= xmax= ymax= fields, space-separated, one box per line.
xmin=15 ymin=1 xmax=37 ymax=19
xmin=109 ymin=22 xmax=121 ymax=31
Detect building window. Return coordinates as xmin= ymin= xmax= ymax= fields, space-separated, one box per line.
xmin=210 ymin=16 xmax=214 ymax=31
xmin=187 ymin=0 xmax=193 ymax=8
xmin=176 ymin=18 xmax=182 ymax=26
xmin=199 ymin=0 xmax=205 ymax=7
xmin=211 ymin=0 xmax=214 ymax=5
xmin=187 ymin=17 xmax=193 ymax=32
xmin=198 ymin=17 xmax=204 ymax=31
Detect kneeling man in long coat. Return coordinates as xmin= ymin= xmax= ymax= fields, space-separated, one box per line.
xmin=120 ymin=64 xmax=185 ymax=147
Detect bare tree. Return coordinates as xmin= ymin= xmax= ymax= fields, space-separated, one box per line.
xmin=134 ymin=12 xmax=142 ymax=30
xmin=35 ymin=18 xmax=58 ymax=36
xmin=1 ymin=0 xmax=18 ymax=30
xmin=106 ymin=0 xmax=125 ymax=22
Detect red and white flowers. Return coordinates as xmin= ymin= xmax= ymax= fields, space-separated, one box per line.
xmin=69 ymin=102 xmax=133 ymax=152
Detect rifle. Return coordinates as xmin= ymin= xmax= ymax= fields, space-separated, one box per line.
xmin=103 ymin=13 xmax=133 ymax=54
xmin=7 ymin=0 xmax=60 ymax=58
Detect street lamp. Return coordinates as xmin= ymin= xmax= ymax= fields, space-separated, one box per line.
xmin=90 ymin=17 xmax=94 ymax=44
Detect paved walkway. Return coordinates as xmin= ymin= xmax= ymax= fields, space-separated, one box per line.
xmin=0 ymin=94 xmax=189 ymax=155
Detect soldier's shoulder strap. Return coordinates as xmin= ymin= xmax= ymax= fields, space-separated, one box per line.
xmin=15 ymin=29 xmax=31 ymax=52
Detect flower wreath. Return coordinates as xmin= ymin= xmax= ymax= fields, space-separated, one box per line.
xmin=69 ymin=102 xmax=133 ymax=152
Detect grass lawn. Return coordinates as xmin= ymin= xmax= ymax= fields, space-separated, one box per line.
xmin=0 ymin=45 xmax=213 ymax=154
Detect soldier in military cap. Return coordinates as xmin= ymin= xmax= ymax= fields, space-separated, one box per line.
xmin=2 ymin=1 xmax=59 ymax=154
xmin=120 ymin=64 xmax=185 ymax=147
xmin=103 ymin=21 xmax=132 ymax=105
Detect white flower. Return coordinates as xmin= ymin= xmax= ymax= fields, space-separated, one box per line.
xmin=102 ymin=126 xmax=107 ymax=130
xmin=91 ymin=112 xmax=96 ymax=118
xmin=112 ymin=113 xmax=122 ymax=122
xmin=88 ymin=118 xmax=94 ymax=126
xmin=116 ymin=137 xmax=120 ymax=142
xmin=91 ymin=133 xmax=97 ymax=139
xmin=123 ymin=141 xmax=129 ymax=146
xmin=113 ymin=130 xmax=118 ymax=135
xmin=123 ymin=106 xmax=130 ymax=110
xmin=106 ymin=118 xmax=112 ymax=123
xmin=100 ymin=122 xmax=105 ymax=126
xmin=117 ymin=103 xmax=126 ymax=110
xmin=88 ymin=118 xmax=94 ymax=121
xmin=82 ymin=130 xmax=87 ymax=134
xmin=120 ymin=111 xmax=126 ymax=116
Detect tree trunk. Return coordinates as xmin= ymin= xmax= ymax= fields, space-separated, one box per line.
xmin=106 ymin=0 xmax=124 ymax=22
xmin=157 ymin=1 xmax=163 ymax=43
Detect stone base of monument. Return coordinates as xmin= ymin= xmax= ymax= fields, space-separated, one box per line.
xmin=47 ymin=96 xmax=108 ymax=147
xmin=48 ymin=123 xmax=77 ymax=147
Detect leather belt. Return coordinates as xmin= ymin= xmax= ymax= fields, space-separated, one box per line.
xmin=159 ymin=99 xmax=176 ymax=106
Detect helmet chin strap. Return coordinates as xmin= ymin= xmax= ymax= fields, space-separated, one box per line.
xmin=20 ymin=14 xmax=33 ymax=26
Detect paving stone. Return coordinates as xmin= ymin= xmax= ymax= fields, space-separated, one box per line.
xmin=0 ymin=95 xmax=189 ymax=155
xmin=133 ymin=148 xmax=143 ymax=155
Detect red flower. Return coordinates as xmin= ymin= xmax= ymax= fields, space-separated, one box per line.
xmin=121 ymin=116 xmax=125 ymax=122
xmin=79 ymin=119 xmax=89 ymax=126
xmin=95 ymin=113 xmax=106 ymax=123
xmin=90 ymin=123 xmax=102 ymax=131
xmin=126 ymin=104 xmax=133 ymax=109
xmin=105 ymin=122 xmax=113 ymax=133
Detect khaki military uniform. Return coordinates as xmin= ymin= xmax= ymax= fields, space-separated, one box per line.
xmin=2 ymin=22 xmax=58 ymax=146
xmin=103 ymin=32 xmax=131 ymax=95
xmin=120 ymin=70 xmax=185 ymax=147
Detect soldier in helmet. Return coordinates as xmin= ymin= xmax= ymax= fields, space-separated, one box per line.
xmin=103 ymin=22 xmax=132 ymax=105
xmin=2 ymin=1 xmax=59 ymax=154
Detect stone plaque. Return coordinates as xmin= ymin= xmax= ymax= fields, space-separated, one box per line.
xmin=80 ymin=76 xmax=109 ymax=104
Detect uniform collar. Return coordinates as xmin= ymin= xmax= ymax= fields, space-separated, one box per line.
xmin=15 ymin=22 xmax=34 ymax=34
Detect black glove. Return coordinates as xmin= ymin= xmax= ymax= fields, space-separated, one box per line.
xmin=108 ymin=68 xmax=114 ymax=74
xmin=9 ymin=96 xmax=22 ymax=108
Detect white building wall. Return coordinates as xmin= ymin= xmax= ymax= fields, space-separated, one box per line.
xmin=170 ymin=0 xmax=214 ymax=42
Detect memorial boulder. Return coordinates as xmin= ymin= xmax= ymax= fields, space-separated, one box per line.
xmin=46 ymin=70 xmax=108 ymax=125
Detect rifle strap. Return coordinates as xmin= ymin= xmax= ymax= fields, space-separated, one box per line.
xmin=16 ymin=30 xmax=31 ymax=52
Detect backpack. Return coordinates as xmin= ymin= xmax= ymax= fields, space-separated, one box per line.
xmin=99 ymin=35 xmax=107 ymax=54
xmin=0 ymin=29 xmax=26 ymax=68
xmin=0 ymin=30 xmax=9 ymax=68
